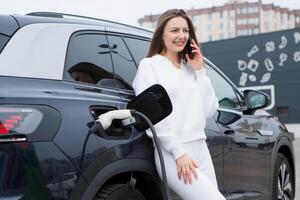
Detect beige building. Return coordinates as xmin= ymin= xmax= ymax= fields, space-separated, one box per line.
xmin=138 ymin=0 xmax=300 ymax=42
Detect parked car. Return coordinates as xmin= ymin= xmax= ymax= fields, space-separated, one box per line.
xmin=0 ymin=12 xmax=295 ymax=200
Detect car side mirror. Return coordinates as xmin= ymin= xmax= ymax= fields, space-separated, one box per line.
xmin=243 ymin=89 xmax=270 ymax=111
xmin=219 ymin=97 xmax=238 ymax=108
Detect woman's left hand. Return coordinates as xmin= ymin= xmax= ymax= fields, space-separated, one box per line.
xmin=185 ymin=39 xmax=204 ymax=71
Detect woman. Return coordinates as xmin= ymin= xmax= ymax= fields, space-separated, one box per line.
xmin=133 ymin=9 xmax=225 ymax=200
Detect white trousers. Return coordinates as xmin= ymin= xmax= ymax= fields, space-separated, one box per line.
xmin=154 ymin=139 xmax=226 ymax=200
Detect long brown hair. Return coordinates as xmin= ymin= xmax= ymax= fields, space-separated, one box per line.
xmin=147 ymin=9 xmax=199 ymax=60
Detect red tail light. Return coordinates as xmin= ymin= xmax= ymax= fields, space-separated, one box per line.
xmin=0 ymin=128 xmax=8 ymax=134
xmin=0 ymin=115 xmax=24 ymax=134
xmin=0 ymin=107 xmax=43 ymax=136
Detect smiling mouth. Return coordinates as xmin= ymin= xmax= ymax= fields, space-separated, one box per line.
xmin=174 ymin=42 xmax=186 ymax=46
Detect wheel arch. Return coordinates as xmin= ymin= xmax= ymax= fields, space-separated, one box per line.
xmin=278 ymin=145 xmax=295 ymax=197
xmin=272 ymin=137 xmax=295 ymax=198
xmin=78 ymin=158 xmax=163 ymax=200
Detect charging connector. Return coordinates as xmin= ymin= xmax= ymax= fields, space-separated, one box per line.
xmin=121 ymin=116 xmax=137 ymax=127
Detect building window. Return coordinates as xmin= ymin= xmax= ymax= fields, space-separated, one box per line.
xmin=248 ymin=7 xmax=258 ymax=13
xmin=227 ymin=21 xmax=231 ymax=29
xmin=265 ymin=22 xmax=270 ymax=30
xmin=208 ymin=14 xmax=212 ymax=20
xmin=288 ymin=15 xmax=295 ymax=21
xmin=219 ymin=23 xmax=224 ymax=29
xmin=277 ymin=12 xmax=281 ymax=20
xmin=283 ymin=14 xmax=287 ymax=20
xmin=212 ymin=12 xmax=219 ymax=19
xmin=238 ymin=7 xmax=247 ymax=14
xmin=264 ymin=10 xmax=271 ymax=17
xmin=208 ymin=35 xmax=213 ymax=41
xmin=248 ymin=18 xmax=259 ymax=25
xmin=220 ymin=12 xmax=223 ymax=18
xmin=208 ymin=24 xmax=212 ymax=31
xmin=237 ymin=18 xmax=247 ymax=25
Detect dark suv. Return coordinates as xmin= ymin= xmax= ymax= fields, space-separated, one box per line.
xmin=0 ymin=12 xmax=295 ymax=200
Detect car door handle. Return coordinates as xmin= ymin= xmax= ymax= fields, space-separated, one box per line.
xmin=256 ymin=129 xmax=274 ymax=136
xmin=224 ymin=130 xmax=235 ymax=135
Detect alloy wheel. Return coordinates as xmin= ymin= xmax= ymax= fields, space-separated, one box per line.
xmin=277 ymin=163 xmax=292 ymax=200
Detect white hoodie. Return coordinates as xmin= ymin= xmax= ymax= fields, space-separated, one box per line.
xmin=133 ymin=54 xmax=219 ymax=160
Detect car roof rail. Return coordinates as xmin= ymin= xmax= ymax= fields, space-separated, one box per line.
xmin=26 ymin=12 xmax=153 ymax=33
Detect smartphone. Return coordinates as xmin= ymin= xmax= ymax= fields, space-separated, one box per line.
xmin=183 ymin=36 xmax=194 ymax=59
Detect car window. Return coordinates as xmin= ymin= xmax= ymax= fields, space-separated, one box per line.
xmin=106 ymin=35 xmax=137 ymax=90
xmin=205 ymin=65 xmax=242 ymax=109
xmin=64 ymin=32 xmax=115 ymax=88
xmin=123 ymin=37 xmax=150 ymax=65
xmin=0 ymin=33 xmax=10 ymax=54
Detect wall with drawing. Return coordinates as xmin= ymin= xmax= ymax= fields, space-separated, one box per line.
xmin=202 ymin=28 xmax=300 ymax=123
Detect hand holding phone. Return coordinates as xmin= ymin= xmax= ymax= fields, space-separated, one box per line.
xmin=184 ymin=38 xmax=205 ymax=71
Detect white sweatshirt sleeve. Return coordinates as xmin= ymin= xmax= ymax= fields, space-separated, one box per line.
xmin=133 ymin=59 xmax=186 ymax=160
xmin=195 ymin=68 xmax=219 ymax=118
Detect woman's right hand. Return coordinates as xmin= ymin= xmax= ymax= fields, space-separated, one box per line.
xmin=176 ymin=153 xmax=199 ymax=184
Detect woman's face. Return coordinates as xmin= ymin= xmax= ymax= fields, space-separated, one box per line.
xmin=162 ymin=16 xmax=189 ymax=54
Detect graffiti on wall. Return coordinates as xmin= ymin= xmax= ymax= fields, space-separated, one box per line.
xmin=237 ymin=31 xmax=300 ymax=86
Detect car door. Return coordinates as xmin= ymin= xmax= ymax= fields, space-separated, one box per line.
xmin=105 ymin=32 xmax=155 ymax=161
xmin=205 ymin=64 xmax=273 ymax=199
xmin=53 ymin=30 xmax=135 ymax=199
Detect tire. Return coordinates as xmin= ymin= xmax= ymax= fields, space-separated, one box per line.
xmin=272 ymin=153 xmax=294 ymax=200
xmin=94 ymin=184 xmax=146 ymax=200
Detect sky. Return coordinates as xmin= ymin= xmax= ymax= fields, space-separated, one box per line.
xmin=0 ymin=0 xmax=300 ymax=27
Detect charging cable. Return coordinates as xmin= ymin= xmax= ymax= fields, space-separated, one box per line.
xmin=133 ymin=110 xmax=172 ymax=200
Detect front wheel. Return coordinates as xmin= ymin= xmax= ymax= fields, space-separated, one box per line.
xmin=272 ymin=153 xmax=294 ymax=200
xmin=94 ymin=184 xmax=146 ymax=200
